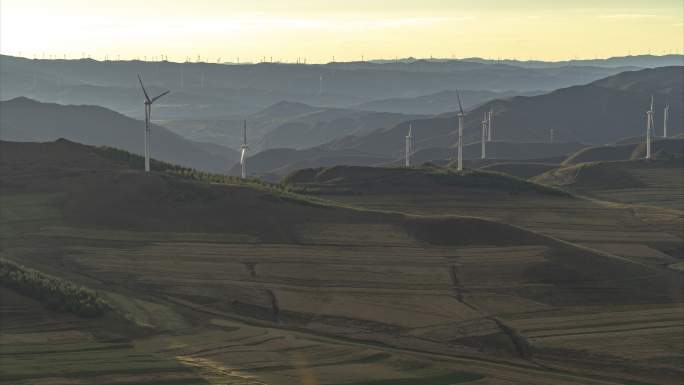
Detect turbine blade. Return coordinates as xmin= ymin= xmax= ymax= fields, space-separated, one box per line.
xmin=243 ymin=120 xmax=247 ymax=145
xmin=150 ymin=90 xmax=170 ymax=103
xmin=650 ymin=95 xmax=654 ymax=111
xmin=455 ymin=89 xmax=464 ymax=114
xmin=240 ymin=148 xmax=246 ymax=164
xmin=138 ymin=74 xmax=151 ymax=102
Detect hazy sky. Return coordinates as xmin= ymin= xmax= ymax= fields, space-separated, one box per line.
xmin=1 ymin=0 xmax=682 ymax=62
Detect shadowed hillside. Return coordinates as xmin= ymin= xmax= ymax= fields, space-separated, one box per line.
xmin=285 ymin=165 xmax=567 ymax=197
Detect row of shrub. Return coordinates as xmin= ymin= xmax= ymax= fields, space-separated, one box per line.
xmin=0 ymin=258 xmax=109 ymax=318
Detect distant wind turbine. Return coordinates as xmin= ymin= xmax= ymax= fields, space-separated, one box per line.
xmin=456 ymin=90 xmax=466 ymax=171
xmin=487 ymin=107 xmax=493 ymax=142
xmin=138 ymin=75 xmax=170 ymax=173
xmin=240 ymin=120 xmax=249 ymax=179
xmin=645 ymin=96 xmax=654 ymax=160
xmin=550 ymin=128 xmax=555 ymax=143
xmin=663 ymin=104 xmax=669 ymax=138
xmin=405 ymin=123 xmax=413 ymax=167
xmin=481 ymin=113 xmax=487 ymax=160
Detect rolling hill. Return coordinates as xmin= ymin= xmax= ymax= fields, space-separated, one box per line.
xmin=534 ymin=158 xmax=684 ymax=210
xmin=562 ymin=138 xmax=684 ymax=164
xmin=0 ymin=97 xmax=238 ymax=172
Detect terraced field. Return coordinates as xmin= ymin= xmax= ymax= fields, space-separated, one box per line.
xmin=2 ymin=141 xmax=683 ymax=385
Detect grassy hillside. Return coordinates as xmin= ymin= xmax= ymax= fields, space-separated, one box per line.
xmin=479 ymin=162 xmax=560 ymax=179
xmin=2 ymin=139 xmax=683 ymax=385
xmin=285 ymin=165 xmax=568 ymax=197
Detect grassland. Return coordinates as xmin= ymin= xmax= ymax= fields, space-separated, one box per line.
xmin=1 ymin=140 xmax=683 ymax=385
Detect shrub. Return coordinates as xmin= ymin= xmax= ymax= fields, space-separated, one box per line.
xmin=0 ymin=258 xmax=109 ymax=317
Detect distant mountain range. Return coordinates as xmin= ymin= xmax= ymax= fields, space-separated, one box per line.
xmin=0 ymin=97 xmax=237 ymax=172
xmin=2 ymin=54 xmax=679 ymax=121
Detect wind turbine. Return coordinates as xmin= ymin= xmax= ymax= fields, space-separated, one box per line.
xmin=645 ymin=96 xmax=654 ymax=160
xmin=481 ymin=113 xmax=487 ymax=160
xmin=456 ymin=90 xmax=466 ymax=171
xmin=486 ymin=107 xmax=494 ymax=142
xmin=663 ymin=104 xmax=669 ymax=138
xmin=138 ymin=75 xmax=169 ymax=173
xmin=240 ymin=120 xmax=249 ymax=179
xmin=405 ymin=123 xmax=413 ymax=167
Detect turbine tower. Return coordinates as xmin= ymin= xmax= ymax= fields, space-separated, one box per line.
xmin=663 ymin=104 xmax=669 ymax=138
xmin=645 ymin=96 xmax=654 ymax=160
xmin=487 ymin=107 xmax=493 ymax=142
xmin=405 ymin=123 xmax=413 ymax=167
xmin=137 ymin=75 xmax=169 ymax=173
xmin=456 ymin=90 xmax=466 ymax=171
xmin=481 ymin=113 xmax=487 ymax=160
xmin=240 ymin=120 xmax=249 ymax=179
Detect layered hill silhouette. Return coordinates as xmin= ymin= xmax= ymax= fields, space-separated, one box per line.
xmin=326 ymin=67 xmax=683 ymax=158
xmin=0 ymin=97 xmax=238 ymax=172
xmin=163 ymin=101 xmax=420 ymax=152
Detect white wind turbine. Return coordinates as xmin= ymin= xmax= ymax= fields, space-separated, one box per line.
xmin=487 ymin=107 xmax=493 ymax=142
xmin=138 ymin=75 xmax=169 ymax=173
xmin=645 ymin=96 xmax=654 ymax=160
xmin=405 ymin=123 xmax=413 ymax=167
xmin=240 ymin=120 xmax=249 ymax=179
xmin=456 ymin=90 xmax=466 ymax=171
xmin=481 ymin=112 xmax=487 ymax=160
xmin=663 ymin=103 xmax=670 ymax=138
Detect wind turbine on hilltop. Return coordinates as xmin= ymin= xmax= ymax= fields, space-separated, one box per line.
xmin=663 ymin=103 xmax=669 ymax=138
xmin=405 ymin=123 xmax=413 ymax=167
xmin=487 ymin=107 xmax=493 ymax=142
xmin=645 ymin=96 xmax=654 ymax=160
xmin=456 ymin=90 xmax=466 ymax=171
xmin=481 ymin=112 xmax=488 ymax=160
xmin=240 ymin=120 xmax=249 ymax=179
xmin=137 ymin=75 xmax=169 ymax=173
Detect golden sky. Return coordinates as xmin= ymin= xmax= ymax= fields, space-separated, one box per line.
xmin=1 ymin=0 xmax=682 ymax=62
